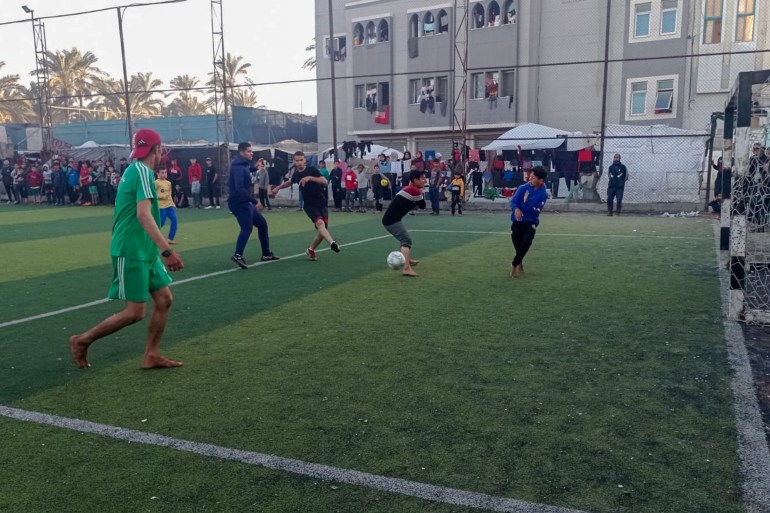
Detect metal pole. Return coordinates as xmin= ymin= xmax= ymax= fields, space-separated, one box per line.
xmin=598 ymin=0 xmax=612 ymax=174
xmin=28 ymin=9 xmax=47 ymax=158
xmin=117 ymin=7 xmax=133 ymax=149
xmin=327 ymin=0 xmax=339 ymax=161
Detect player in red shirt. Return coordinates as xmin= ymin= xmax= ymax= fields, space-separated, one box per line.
xmin=26 ymin=165 xmax=43 ymax=205
xmin=188 ymin=157 xmax=203 ymax=208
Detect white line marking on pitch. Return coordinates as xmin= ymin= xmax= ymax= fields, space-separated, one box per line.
xmin=0 ymin=235 xmax=391 ymax=330
xmin=0 ymin=405 xmax=592 ymax=513
xmin=712 ymin=226 xmax=770 ymax=513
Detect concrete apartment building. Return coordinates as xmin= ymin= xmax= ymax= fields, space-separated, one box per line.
xmin=315 ymin=0 xmax=769 ymax=156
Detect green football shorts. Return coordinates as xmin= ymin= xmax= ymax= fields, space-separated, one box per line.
xmin=108 ymin=256 xmax=173 ymax=303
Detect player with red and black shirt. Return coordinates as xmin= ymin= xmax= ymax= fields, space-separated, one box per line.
xmin=382 ymin=170 xmax=427 ymax=277
xmin=271 ymin=151 xmax=340 ymax=261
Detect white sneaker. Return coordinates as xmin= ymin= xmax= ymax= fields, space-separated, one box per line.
xmin=215 ymin=205 xmax=221 ymax=209
xmin=205 ymin=206 xmax=213 ymax=210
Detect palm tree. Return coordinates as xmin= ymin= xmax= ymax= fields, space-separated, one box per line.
xmin=42 ymin=48 xmax=106 ymax=123
xmin=0 ymin=62 xmax=35 ymax=123
xmin=302 ymin=40 xmax=316 ymax=71
xmin=207 ymin=53 xmax=259 ymax=110
xmin=90 ymin=72 xmax=166 ymax=120
xmin=165 ymin=74 xmax=210 ymax=116
xmin=230 ymin=87 xmax=260 ymax=108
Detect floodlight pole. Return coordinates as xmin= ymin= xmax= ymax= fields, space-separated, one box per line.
xmin=117 ymin=7 xmax=133 ymax=148
xmin=598 ymin=0 xmax=612 ymax=175
xmin=327 ymin=0 xmax=339 ymax=160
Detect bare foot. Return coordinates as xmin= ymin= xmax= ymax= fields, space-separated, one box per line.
xmin=402 ymin=268 xmax=419 ymax=277
xmin=517 ymin=264 xmax=524 ymax=274
xmin=510 ymin=266 xmax=520 ymax=278
xmin=168 ymin=239 xmax=176 ymax=245
xmin=409 ymin=259 xmax=420 ymax=266
xmin=70 ymin=335 xmax=91 ymax=369
xmin=141 ymin=355 xmax=183 ymax=369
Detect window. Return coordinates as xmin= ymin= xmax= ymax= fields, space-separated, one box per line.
xmin=378 ymin=82 xmax=390 ymax=106
xmin=378 ymin=20 xmax=389 ymax=42
xmin=736 ymin=0 xmax=755 ymax=42
xmin=365 ymin=21 xmax=376 ymax=44
xmin=324 ymin=36 xmax=346 ymax=61
xmin=354 ymin=85 xmax=366 ymax=108
xmin=503 ymin=0 xmax=517 ymax=25
xmin=409 ymin=14 xmax=419 ymax=38
xmin=437 ymin=10 xmax=449 ymax=34
xmin=501 ymin=69 xmax=515 ymax=97
xmin=634 ymin=3 xmax=651 ymax=37
xmin=409 ymin=79 xmax=421 ymax=104
xmin=654 ymin=79 xmax=674 ymax=113
xmin=630 ymin=81 xmax=647 ymax=115
xmin=488 ymin=1 xmax=501 ymax=27
xmin=436 ymin=76 xmax=448 ymax=102
xmin=660 ymin=0 xmax=677 ymax=34
xmin=472 ymin=3 xmax=485 ymax=29
xmin=353 ymin=23 xmax=364 ymax=46
xmin=471 ymin=73 xmax=486 ymax=99
xmin=703 ymin=0 xmax=722 ymax=44
xmin=423 ymin=12 xmax=435 ymax=35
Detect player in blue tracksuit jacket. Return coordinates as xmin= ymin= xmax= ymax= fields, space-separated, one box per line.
xmin=228 ymin=142 xmax=279 ymax=269
xmin=509 ymin=166 xmax=548 ymax=278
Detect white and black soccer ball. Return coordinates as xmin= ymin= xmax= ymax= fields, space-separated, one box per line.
xmin=386 ymin=251 xmax=406 ymax=270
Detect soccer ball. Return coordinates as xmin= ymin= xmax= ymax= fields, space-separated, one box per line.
xmin=380 ymin=178 xmax=389 ymax=187
xmin=387 ymin=251 xmax=406 ymax=270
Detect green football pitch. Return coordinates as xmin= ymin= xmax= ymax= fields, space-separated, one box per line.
xmin=0 ymin=205 xmax=746 ymax=513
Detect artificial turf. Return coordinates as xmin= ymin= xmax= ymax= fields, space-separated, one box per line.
xmin=0 ymin=205 xmax=744 ymax=513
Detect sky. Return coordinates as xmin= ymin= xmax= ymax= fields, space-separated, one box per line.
xmin=0 ymin=0 xmax=318 ymax=115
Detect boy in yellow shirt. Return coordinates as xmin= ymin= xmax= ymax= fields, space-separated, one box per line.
xmin=155 ymin=165 xmax=178 ymax=244
xmin=450 ymin=170 xmax=465 ymax=215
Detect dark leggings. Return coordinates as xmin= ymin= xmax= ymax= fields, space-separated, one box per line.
xmin=258 ymin=188 xmax=270 ymax=209
xmin=511 ymin=221 xmax=537 ymax=267
xmin=233 ymin=204 xmax=270 ymax=257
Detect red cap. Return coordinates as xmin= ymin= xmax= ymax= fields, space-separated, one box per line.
xmin=130 ymin=129 xmax=162 ymax=159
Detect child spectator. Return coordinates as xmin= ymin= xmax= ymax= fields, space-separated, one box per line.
xmin=188 ymin=157 xmax=203 ymax=208
xmin=42 ymin=164 xmax=54 ymax=204
xmin=66 ymin=163 xmax=80 ymax=204
xmin=450 ymin=170 xmax=465 ymax=215
xmin=78 ymin=162 xmax=92 ymax=205
xmin=343 ymin=165 xmax=358 ymax=212
xmin=256 ymin=159 xmax=271 ymax=210
xmin=174 ymin=184 xmax=189 ymax=208
xmin=155 ymin=166 xmax=178 ymax=244
xmin=11 ymin=163 xmax=25 ymax=204
xmin=27 ymin=164 xmax=43 ymax=205
xmin=51 ymin=162 xmax=66 ymax=205
xmin=106 ymin=165 xmax=119 ymax=205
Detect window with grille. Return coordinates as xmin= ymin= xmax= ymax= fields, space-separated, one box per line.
xmin=703 ymin=0 xmax=723 ymax=44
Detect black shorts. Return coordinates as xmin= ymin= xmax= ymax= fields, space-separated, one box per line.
xmin=304 ymin=202 xmax=328 ymax=227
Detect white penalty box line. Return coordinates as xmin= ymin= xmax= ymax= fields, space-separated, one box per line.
xmin=0 ymin=404 xmax=593 ymax=513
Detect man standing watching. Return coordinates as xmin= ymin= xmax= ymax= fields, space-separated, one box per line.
xmin=606 ymin=153 xmax=628 ymax=216
xmin=271 ymin=151 xmax=340 ymax=261
xmin=69 ymin=129 xmax=185 ymax=369
xmin=228 ymin=142 xmax=279 ymax=269
xmin=204 ymin=156 xmax=220 ymax=209
xmin=510 ymin=167 xmax=548 ymax=278
xmin=2 ymin=158 xmax=16 ymax=204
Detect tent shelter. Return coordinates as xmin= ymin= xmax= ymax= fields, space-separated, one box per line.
xmin=597 ymin=124 xmax=706 ymax=204
xmin=481 ymin=123 xmax=595 ymax=152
